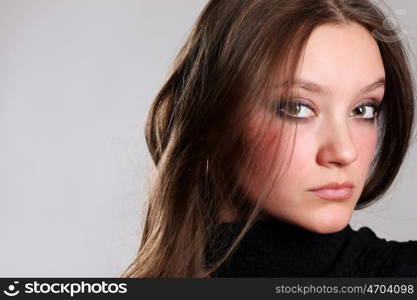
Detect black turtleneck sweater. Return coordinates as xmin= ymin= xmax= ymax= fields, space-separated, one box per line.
xmin=205 ymin=218 xmax=417 ymax=277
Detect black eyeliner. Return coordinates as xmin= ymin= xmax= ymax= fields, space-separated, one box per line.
xmin=272 ymin=99 xmax=314 ymax=121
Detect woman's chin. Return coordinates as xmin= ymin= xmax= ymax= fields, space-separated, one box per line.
xmin=311 ymin=210 xmax=352 ymax=234
xmin=268 ymin=208 xmax=352 ymax=234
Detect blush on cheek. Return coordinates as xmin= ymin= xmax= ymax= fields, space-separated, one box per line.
xmin=238 ymin=114 xmax=293 ymax=202
xmin=285 ymin=130 xmax=313 ymax=174
xmin=243 ymin=115 xmax=284 ymax=171
xmin=357 ymin=129 xmax=378 ymax=179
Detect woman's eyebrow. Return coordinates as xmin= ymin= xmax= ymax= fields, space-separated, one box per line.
xmin=277 ymin=77 xmax=386 ymax=95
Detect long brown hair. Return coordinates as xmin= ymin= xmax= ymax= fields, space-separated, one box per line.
xmin=122 ymin=0 xmax=416 ymax=277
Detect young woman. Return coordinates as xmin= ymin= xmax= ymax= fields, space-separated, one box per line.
xmin=122 ymin=0 xmax=416 ymax=277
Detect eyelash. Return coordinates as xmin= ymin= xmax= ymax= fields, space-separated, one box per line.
xmin=274 ymin=99 xmax=381 ymax=123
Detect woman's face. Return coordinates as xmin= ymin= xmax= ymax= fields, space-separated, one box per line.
xmin=237 ymin=22 xmax=386 ymax=233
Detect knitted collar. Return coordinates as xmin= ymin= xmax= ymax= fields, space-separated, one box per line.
xmin=205 ymin=218 xmax=355 ymax=277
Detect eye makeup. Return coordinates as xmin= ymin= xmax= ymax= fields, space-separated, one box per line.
xmin=272 ymin=98 xmax=381 ymax=123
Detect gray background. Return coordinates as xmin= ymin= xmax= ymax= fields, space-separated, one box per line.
xmin=0 ymin=0 xmax=415 ymax=277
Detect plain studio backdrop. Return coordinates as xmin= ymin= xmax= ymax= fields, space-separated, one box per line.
xmin=0 ymin=0 xmax=416 ymax=277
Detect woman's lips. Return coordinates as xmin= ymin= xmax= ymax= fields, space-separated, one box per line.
xmin=310 ymin=187 xmax=353 ymax=200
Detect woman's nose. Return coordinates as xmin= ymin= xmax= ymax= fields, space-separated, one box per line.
xmin=316 ymin=119 xmax=358 ymax=167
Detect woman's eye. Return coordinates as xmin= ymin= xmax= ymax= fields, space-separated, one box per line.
xmin=275 ymin=100 xmax=314 ymax=119
xmin=350 ymin=103 xmax=379 ymax=119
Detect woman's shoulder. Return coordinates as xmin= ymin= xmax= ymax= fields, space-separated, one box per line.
xmin=348 ymin=226 xmax=417 ymax=277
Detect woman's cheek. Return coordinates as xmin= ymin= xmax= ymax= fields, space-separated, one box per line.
xmin=239 ymin=116 xmax=296 ymax=200
xmin=352 ymin=124 xmax=378 ymax=180
xmin=286 ymin=130 xmax=315 ymax=174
